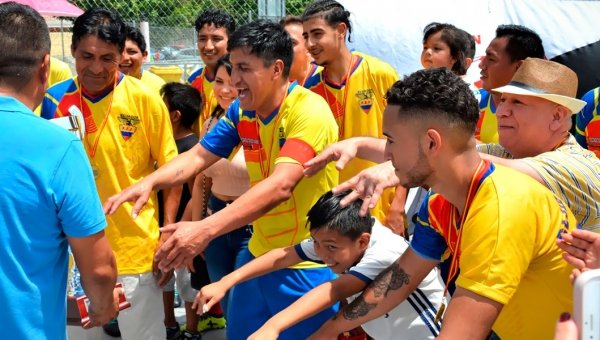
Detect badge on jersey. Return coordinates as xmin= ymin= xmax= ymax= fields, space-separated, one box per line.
xmin=356 ymin=89 xmax=375 ymax=114
xmin=118 ymin=114 xmax=141 ymax=140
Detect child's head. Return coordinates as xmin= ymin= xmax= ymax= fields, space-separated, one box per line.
xmin=421 ymin=22 xmax=473 ymax=76
xmin=306 ymin=190 xmax=373 ymax=273
xmin=160 ymin=82 xmax=201 ymax=130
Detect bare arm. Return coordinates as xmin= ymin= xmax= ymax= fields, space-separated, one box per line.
xmin=384 ymin=185 xmax=409 ymax=238
xmin=103 ymin=143 xmax=220 ymax=217
xmin=437 ymin=287 xmax=502 ymax=339
xmin=479 ymin=152 xmax=543 ymax=184
xmin=303 ymin=137 xmax=387 ymax=177
xmin=155 ymin=162 xmax=306 ymax=271
xmin=194 ymin=246 xmax=302 ymax=313
xmin=309 ymin=248 xmax=437 ymax=339
xmin=69 ymin=231 xmax=118 ymax=328
xmin=191 ymin=172 xmax=212 ymax=221
xmin=250 ymin=274 xmax=367 ymax=340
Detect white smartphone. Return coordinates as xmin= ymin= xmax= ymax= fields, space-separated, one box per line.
xmin=574 ymin=269 xmax=600 ymax=339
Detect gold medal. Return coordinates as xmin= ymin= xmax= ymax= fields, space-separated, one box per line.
xmin=91 ymin=163 xmax=99 ymax=179
xmin=434 ymin=302 xmax=446 ymax=324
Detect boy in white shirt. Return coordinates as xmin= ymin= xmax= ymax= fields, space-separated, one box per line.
xmin=194 ymin=190 xmax=447 ymax=339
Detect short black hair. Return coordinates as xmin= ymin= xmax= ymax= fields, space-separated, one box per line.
xmin=496 ymin=24 xmax=545 ymax=62
xmin=0 ymin=1 xmax=50 ymax=90
xmin=194 ymin=9 xmax=236 ymax=36
xmin=302 ymin=0 xmax=353 ymax=42
xmin=461 ymin=28 xmax=476 ymax=59
xmin=161 ymin=82 xmax=201 ymax=129
xmin=228 ymin=20 xmax=293 ymax=78
xmin=307 ymin=190 xmax=373 ymax=240
xmin=72 ymin=8 xmax=126 ymax=53
xmin=125 ymin=25 xmax=146 ymax=53
xmin=386 ymin=68 xmax=479 ymax=135
xmin=423 ymin=22 xmax=472 ymax=76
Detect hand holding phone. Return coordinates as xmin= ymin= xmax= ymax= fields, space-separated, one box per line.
xmin=574 ymin=269 xmax=600 ymax=339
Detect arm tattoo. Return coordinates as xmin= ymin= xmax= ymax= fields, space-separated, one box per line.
xmin=175 ymin=168 xmax=183 ymax=178
xmin=373 ymin=260 xmax=410 ymax=298
xmin=342 ymin=296 xmax=377 ymax=321
xmin=341 ymin=261 xmax=411 ymax=321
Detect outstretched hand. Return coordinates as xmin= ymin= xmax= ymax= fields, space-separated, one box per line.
xmin=333 ymin=161 xmax=400 ymax=216
xmin=103 ymin=180 xmax=154 ymax=218
xmin=192 ymin=281 xmax=228 ymax=316
xmin=557 ymin=229 xmax=600 ymax=271
xmin=154 ymin=221 xmax=212 ymax=272
xmin=303 ymin=139 xmax=359 ymax=177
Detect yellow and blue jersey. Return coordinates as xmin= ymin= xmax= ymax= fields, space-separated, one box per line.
xmin=201 ymin=83 xmax=339 ymax=266
xmin=474 ymin=89 xmax=499 ymax=144
xmin=304 ymin=53 xmax=398 ymax=222
xmin=412 ymin=162 xmax=575 ymax=340
xmin=575 ymin=87 xmax=600 ymax=157
xmin=188 ymin=67 xmax=219 ymax=134
xmin=41 ymin=73 xmax=178 ymax=274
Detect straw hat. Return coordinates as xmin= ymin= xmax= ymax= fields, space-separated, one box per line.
xmin=492 ymin=58 xmax=586 ymax=114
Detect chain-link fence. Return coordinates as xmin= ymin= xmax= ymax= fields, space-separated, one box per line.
xmin=48 ymin=0 xmax=313 ymax=79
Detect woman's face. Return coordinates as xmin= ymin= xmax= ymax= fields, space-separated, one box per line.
xmin=213 ymin=64 xmax=238 ymax=110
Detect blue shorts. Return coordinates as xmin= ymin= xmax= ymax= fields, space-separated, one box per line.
xmin=226 ymin=248 xmax=338 ymax=340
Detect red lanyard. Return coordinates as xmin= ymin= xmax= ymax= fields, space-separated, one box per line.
xmin=79 ymin=74 xmax=117 ymax=158
xmin=255 ymin=85 xmax=289 ymax=179
xmin=322 ymin=54 xmax=357 ymax=139
xmin=445 ymin=159 xmax=491 ymax=292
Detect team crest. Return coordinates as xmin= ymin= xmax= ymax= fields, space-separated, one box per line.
xmin=356 ymin=89 xmax=375 ymax=114
xmin=118 ymin=114 xmax=141 ymax=140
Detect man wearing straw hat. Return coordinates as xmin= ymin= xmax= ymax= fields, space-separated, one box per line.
xmin=477 ymin=57 xmax=600 ymax=232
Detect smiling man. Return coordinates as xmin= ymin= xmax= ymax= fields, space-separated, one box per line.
xmin=301 ymin=0 xmax=408 ymax=237
xmin=119 ymin=26 xmax=165 ymax=94
xmin=41 ymin=8 xmax=178 ymax=340
xmin=187 ymin=9 xmax=235 ymax=133
xmin=103 ymin=20 xmax=340 ymax=339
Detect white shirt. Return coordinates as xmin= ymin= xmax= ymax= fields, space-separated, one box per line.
xmin=296 ymin=219 xmax=447 ymax=339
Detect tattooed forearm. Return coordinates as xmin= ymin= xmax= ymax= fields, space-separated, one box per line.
xmin=372 ymin=260 xmax=411 ymax=298
xmin=175 ymin=168 xmax=183 ymax=178
xmin=342 ymin=296 xmax=377 ymax=321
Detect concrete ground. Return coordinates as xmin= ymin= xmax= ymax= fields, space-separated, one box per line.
xmin=67 ymin=306 xmax=226 ymax=340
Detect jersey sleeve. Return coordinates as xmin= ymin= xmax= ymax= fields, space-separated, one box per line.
xmin=575 ymin=88 xmax=597 ymax=148
xmin=294 ymin=238 xmax=322 ymax=262
xmin=410 ymin=192 xmax=449 ymax=262
xmin=200 ymin=100 xmax=242 ymax=159
xmin=275 ymin=88 xmax=338 ymax=166
xmin=52 ymin=140 xmax=106 ymax=237
xmin=348 ymin=222 xmax=406 ymax=284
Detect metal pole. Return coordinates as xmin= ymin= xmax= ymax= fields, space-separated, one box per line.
xmin=60 ymin=19 xmax=65 ymax=61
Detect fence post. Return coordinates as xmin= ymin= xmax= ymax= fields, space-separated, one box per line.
xmin=139 ymin=13 xmax=150 ymax=60
xmin=258 ymin=0 xmax=285 ymax=20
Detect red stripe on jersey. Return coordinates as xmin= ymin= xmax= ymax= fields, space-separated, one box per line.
xmin=279 ymin=138 xmax=316 ymax=164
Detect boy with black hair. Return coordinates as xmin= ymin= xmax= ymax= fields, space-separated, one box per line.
xmin=196 ymin=190 xmax=446 ymax=339
xmin=188 ymin=9 xmax=236 ymax=130
xmin=160 ymin=82 xmax=202 ymax=339
xmin=120 ymin=25 xmax=165 ymax=94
